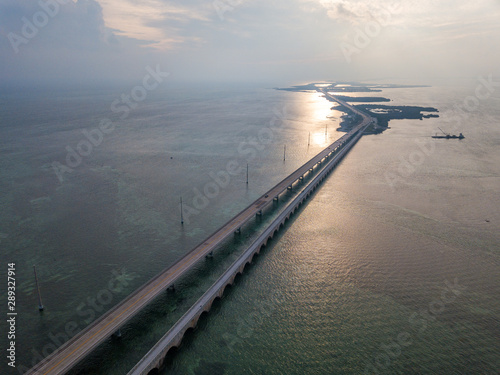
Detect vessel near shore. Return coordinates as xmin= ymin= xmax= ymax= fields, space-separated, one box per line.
xmin=432 ymin=133 xmax=465 ymax=139
xmin=432 ymin=127 xmax=465 ymax=139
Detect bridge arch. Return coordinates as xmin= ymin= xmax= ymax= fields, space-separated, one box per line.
xmin=233 ymin=272 xmax=243 ymax=284
xmin=205 ymin=296 xmax=219 ymax=313
xmin=162 ymin=346 xmax=179 ymax=368
xmin=28 ymin=112 xmax=373 ymax=375
xmin=199 ymin=310 xmax=211 ymax=323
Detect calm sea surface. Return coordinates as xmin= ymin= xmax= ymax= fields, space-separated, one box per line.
xmin=0 ymin=81 xmax=498 ymax=374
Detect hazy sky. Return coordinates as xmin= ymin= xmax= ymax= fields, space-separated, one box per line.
xmin=1 ymin=0 xmax=499 ymax=86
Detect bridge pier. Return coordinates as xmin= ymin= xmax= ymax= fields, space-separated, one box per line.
xmin=206 ymin=251 xmax=213 ymax=258
xmin=256 ymin=210 xmax=262 ymax=217
xmin=287 ymin=185 xmax=292 ymax=191
xmin=126 ymin=114 xmax=374 ymax=375
xmin=234 ymin=227 xmax=241 ymax=234
xmin=27 ymin=91 xmax=374 ymax=375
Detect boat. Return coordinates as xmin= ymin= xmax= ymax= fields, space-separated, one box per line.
xmin=432 ymin=127 xmax=464 ymax=139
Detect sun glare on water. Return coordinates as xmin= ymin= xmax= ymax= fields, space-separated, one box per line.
xmin=311 ymin=93 xmax=332 ymax=121
xmin=311 ymin=131 xmax=328 ymax=146
xmin=304 ymin=93 xmax=332 ymax=146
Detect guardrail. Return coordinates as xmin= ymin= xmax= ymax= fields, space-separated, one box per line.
xmin=128 ymin=120 xmax=371 ymax=375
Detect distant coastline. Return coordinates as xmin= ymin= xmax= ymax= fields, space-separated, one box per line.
xmin=276 ymin=82 xmax=439 ymax=134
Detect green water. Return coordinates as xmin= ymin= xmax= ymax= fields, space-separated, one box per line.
xmin=1 ymin=83 xmax=498 ymax=374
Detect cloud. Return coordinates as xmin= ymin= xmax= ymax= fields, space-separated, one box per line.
xmin=307 ymin=0 xmax=500 ymax=31
xmin=97 ymin=0 xmax=213 ymax=49
xmin=0 ymin=0 xmax=499 ymax=85
xmin=0 ymin=0 xmax=158 ymax=85
xmin=0 ymin=0 xmax=118 ymax=53
xmin=302 ymin=0 xmax=403 ymax=25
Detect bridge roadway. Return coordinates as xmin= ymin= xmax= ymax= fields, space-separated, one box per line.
xmin=27 ymin=93 xmax=374 ymax=375
xmin=320 ymin=88 xmax=375 ymax=121
xmin=128 ymin=102 xmax=373 ymax=374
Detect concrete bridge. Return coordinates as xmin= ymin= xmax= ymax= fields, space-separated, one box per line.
xmin=128 ymin=112 xmax=372 ymax=375
xmin=27 ymin=93 xmax=374 ymax=375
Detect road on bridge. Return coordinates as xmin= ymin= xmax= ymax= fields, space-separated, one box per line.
xmin=27 ymin=92 xmax=374 ymax=375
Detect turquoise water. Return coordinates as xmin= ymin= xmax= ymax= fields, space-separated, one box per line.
xmin=0 ymin=82 xmax=499 ymax=374
xmin=159 ymin=83 xmax=500 ymax=374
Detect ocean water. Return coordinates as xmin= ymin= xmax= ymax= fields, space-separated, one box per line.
xmin=0 ymin=81 xmax=499 ymax=374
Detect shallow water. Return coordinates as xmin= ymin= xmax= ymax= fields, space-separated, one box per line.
xmin=0 ymin=81 xmax=498 ymax=374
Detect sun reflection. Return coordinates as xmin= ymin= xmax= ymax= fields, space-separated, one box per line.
xmin=311 ymin=131 xmax=328 ymax=146
xmin=302 ymin=93 xmax=333 ymax=146
xmin=310 ymin=93 xmax=333 ymax=121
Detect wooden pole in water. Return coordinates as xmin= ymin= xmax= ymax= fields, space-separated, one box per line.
xmin=283 ymin=145 xmax=286 ymax=161
xmin=308 ymin=132 xmax=310 ymax=146
xmin=180 ymin=196 xmax=184 ymax=225
xmin=33 ymin=265 xmax=44 ymax=311
xmin=246 ymin=164 xmax=249 ymax=184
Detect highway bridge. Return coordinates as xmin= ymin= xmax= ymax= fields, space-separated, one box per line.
xmin=27 ymin=92 xmax=374 ymax=375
